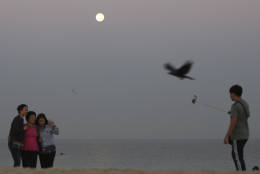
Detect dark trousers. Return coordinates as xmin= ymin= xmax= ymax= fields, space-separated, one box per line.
xmin=39 ymin=151 xmax=56 ymax=168
xmin=8 ymin=141 xmax=22 ymax=167
xmin=22 ymin=151 xmax=38 ymax=168
xmin=229 ymin=139 xmax=248 ymax=171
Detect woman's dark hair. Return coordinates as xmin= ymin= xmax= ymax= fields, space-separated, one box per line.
xmin=17 ymin=104 xmax=28 ymax=114
xmin=36 ymin=113 xmax=48 ymax=126
xmin=229 ymin=85 xmax=243 ymax=97
xmin=25 ymin=111 xmax=36 ymax=122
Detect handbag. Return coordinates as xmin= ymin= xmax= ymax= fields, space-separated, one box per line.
xmin=40 ymin=145 xmax=56 ymax=154
xmin=12 ymin=141 xmax=24 ymax=150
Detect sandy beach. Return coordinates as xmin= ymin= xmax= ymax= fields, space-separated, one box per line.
xmin=0 ymin=168 xmax=258 ymax=174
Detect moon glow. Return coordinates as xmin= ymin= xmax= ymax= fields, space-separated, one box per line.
xmin=96 ymin=13 xmax=105 ymax=22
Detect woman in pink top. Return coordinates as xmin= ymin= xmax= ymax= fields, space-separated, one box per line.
xmin=22 ymin=111 xmax=39 ymax=168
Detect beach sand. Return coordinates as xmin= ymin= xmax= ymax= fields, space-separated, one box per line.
xmin=0 ymin=168 xmax=258 ymax=174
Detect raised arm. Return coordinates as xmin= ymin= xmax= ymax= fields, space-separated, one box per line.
xmin=52 ymin=126 xmax=59 ymax=135
xmin=49 ymin=121 xmax=59 ymax=135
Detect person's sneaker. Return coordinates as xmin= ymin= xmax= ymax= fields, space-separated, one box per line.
xmin=252 ymin=166 xmax=259 ymax=171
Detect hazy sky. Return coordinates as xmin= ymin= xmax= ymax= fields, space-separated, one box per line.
xmin=1 ymin=0 xmax=260 ymax=139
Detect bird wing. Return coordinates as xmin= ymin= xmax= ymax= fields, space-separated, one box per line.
xmin=72 ymin=89 xmax=78 ymax=95
xmin=177 ymin=61 xmax=193 ymax=75
xmin=164 ymin=63 xmax=176 ymax=72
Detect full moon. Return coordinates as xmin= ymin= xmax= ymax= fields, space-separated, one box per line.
xmin=96 ymin=13 xmax=104 ymax=22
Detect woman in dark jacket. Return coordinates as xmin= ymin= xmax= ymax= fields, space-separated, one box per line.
xmin=8 ymin=104 xmax=28 ymax=167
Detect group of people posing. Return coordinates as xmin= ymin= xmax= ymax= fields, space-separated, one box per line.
xmin=6 ymin=85 xmax=251 ymax=171
xmin=8 ymin=104 xmax=59 ymax=168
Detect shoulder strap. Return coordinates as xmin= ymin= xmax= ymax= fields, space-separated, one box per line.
xmin=236 ymin=101 xmax=249 ymax=118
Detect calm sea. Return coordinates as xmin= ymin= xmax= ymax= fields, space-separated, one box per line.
xmin=0 ymin=139 xmax=259 ymax=170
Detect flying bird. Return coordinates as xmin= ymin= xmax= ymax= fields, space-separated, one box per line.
xmin=72 ymin=89 xmax=78 ymax=95
xmin=164 ymin=61 xmax=195 ymax=80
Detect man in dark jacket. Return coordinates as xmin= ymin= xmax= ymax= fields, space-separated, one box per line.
xmin=8 ymin=104 xmax=28 ymax=167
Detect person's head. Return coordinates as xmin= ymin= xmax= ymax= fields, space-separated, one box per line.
xmin=229 ymin=85 xmax=243 ymax=101
xmin=17 ymin=104 xmax=28 ymax=117
xmin=26 ymin=111 xmax=36 ymax=125
xmin=36 ymin=113 xmax=48 ymax=127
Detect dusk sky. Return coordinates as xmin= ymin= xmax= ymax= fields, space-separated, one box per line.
xmin=1 ymin=0 xmax=260 ymax=139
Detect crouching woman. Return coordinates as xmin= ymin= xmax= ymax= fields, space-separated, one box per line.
xmin=36 ymin=113 xmax=59 ymax=168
